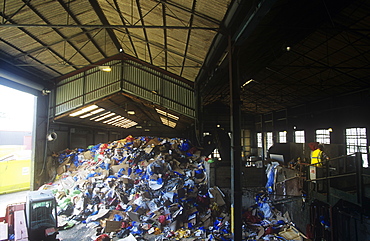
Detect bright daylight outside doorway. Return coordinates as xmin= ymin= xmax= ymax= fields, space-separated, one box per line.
xmin=0 ymin=85 xmax=35 ymax=195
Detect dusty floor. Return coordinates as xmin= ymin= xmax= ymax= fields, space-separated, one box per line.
xmin=0 ymin=190 xmax=28 ymax=217
xmin=0 ymin=191 xmax=180 ymax=241
xmin=0 ymin=191 xmax=216 ymax=240
xmin=58 ymin=223 xmax=97 ymax=241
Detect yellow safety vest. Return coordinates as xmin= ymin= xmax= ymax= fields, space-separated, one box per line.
xmin=311 ymin=149 xmax=323 ymax=167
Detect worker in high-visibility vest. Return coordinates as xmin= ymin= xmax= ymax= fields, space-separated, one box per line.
xmin=308 ymin=142 xmax=329 ymax=192
xmin=311 ymin=144 xmax=329 ymax=165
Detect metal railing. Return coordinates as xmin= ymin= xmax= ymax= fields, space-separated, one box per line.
xmin=306 ymin=152 xmax=369 ymax=206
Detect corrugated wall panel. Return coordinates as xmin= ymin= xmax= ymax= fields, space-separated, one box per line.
xmin=54 ymin=59 xmax=195 ymax=118
xmin=55 ymin=78 xmax=84 ymax=115
xmin=123 ymin=60 xmax=195 ymax=118
xmin=54 ymin=60 xmax=121 ymax=116
xmin=84 ymin=60 xmax=121 ymax=103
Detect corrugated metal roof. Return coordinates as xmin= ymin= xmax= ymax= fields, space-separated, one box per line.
xmin=0 ymin=0 xmax=230 ymax=82
xmin=1 ymin=0 xmax=370 ymax=131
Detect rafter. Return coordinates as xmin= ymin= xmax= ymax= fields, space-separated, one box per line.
xmin=0 ymin=23 xmax=219 ymax=30
xmin=135 ymin=0 xmax=153 ymax=64
xmin=180 ymin=0 xmax=196 ymax=76
xmin=1 ymin=0 xmax=29 ymax=24
xmin=112 ymin=0 xmax=138 ymax=58
xmin=89 ymin=0 xmax=122 ymax=52
xmin=12 ymin=29 xmax=100 ymax=61
xmin=22 ymin=0 xmax=93 ymax=65
xmin=57 ymin=0 xmax=107 ymax=58
xmin=114 ymin=28 xmax=203 ymax=65
xmin=153 ymin=0 xmax=220 ymax=25
xmin=162 ymin=1 xmax=168 ymax=71
xmin=0 ymin=12 xmax=77 ymax=70
xmin=0 ymin=37 xmax=62 ymax=76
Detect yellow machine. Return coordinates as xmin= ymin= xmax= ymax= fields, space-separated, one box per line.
xmin=0 ymin=146 xmax=31 ymax=194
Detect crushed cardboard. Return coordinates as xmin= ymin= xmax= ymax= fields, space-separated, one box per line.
xmin=45 ymin=136 xmax=307 ymax=241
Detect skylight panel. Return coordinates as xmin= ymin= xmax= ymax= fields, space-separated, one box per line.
xmin=159 ymin=116 xmax=177 ymax=128
xmin=91 ymin=108 xmax=105 ymax=114
xmin=90 ymin=111 xmax=111 ymax=121
xmin=69 ymin=105 xmax=98 ymax=117
xmin=155 ymin=108 xmax=179 ymax=128
xmin=80 ymin=113 xmax=93 ymax=119
xmin=95 ymin=113 xmax=115 ymax=122
xmin=69 ymin=105 xmax=137 ymax=129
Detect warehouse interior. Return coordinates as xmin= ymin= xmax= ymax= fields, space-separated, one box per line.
xmin=0 ymin=0 xmax=370 ymax=240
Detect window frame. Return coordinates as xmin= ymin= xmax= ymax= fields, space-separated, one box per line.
xmin=345 ymin=127 xmax=368 ymax=167
xmin=316 ymin=129 xmax=331 ymax=144
xmin=278 ymin=131 xmax=287 ymax=143
xmin=294 ymin=130 xmax=305 ymax=144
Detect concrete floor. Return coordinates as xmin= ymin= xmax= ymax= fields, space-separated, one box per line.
xmin=0 ymin=191 xmax=200 ymax=241
xmin=0 ymin=191 xmax=124 ymax=241
xmin=0 ymin=191 xmax=83 ymax=240
xmin=0 ymin=190 xmax=29 ymax=217
xmin=58 ymin=222 xmax=97 ymax=241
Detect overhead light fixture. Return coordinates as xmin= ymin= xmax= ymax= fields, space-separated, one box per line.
xmin=99 ymin=66 xmax=111 ymax=72
xmin=136 ymin=126 xmax=142 ymax=129
xmin=145 ymin=129 xmax=150 ymax=132
xmin=242 ymin=79 xmax=255 ymax=88
xmin=42 ymin=89 xmax=51 ymax=96
xmin=328 ymin=127 xmax=333 ymax=132
xmin=127 ymin=110 xmax=135 ymax=115
xmin=286 ymin=46 xmax=291 ymax=51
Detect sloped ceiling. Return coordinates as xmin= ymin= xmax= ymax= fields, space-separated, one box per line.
xmin=199 ymin=0 xmax=370 ymax=116
xmin=1 ymin=0 xmax=370 ymax=133
xmin=0 ymin=0 xmax=230 ymax=82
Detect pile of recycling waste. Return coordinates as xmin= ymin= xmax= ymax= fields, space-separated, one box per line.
xmin=41 ymin=135 xmax=306 ymax=241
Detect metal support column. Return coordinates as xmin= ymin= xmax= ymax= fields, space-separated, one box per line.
xmin=229 ymin=35 xmax=242 ymax=240
xmin=355 ymin=152 xmax=363 ymax=206
xmin=32 ymin=93 xmax=49 ymax=190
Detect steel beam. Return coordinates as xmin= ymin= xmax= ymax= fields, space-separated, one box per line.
xmin=90 ymin=0 xmax=122 ymax=53
xmin=0 ymin=13 xmax=76 ymax=71
xmin=136 ymin=0 xmax=153 ymax=64
xmin=23 ymin=0 xmax=93 ymax=65
xmin=162 ymin=1 xmax=168 ymax=71
xmin=112 ymin=0 xmax=138 ymax=58
xmin=58 ymin=0 xmax=107 ymax=58
xmin=229 ymin=35 xmax=242 ymax=241
xmin=0 ymin=23 xmax=218 ymax=30
xmin=180 ymin=0 xmax=196 ymax=76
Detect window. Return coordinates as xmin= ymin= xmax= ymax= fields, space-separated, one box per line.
xmin=316 ymin=129 xmax=330 ymax=144
xmin=266 ymin=132 xmax=273 ymax=150
xmin=346 ymin=127 xmax=368 ymax=167
xmin=241 ymin=129 xmax=251 ymax=158
xmin=257 ymin=133 xmax=262 ymax=148
xmin=294 ymin=130 xmax=305 ymax=143
xmin=278 ymin=131 xmax=287 ymax=143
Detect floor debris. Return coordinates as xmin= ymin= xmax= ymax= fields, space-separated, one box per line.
xmin=36 ymin=136 xmax=306 ymax=241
